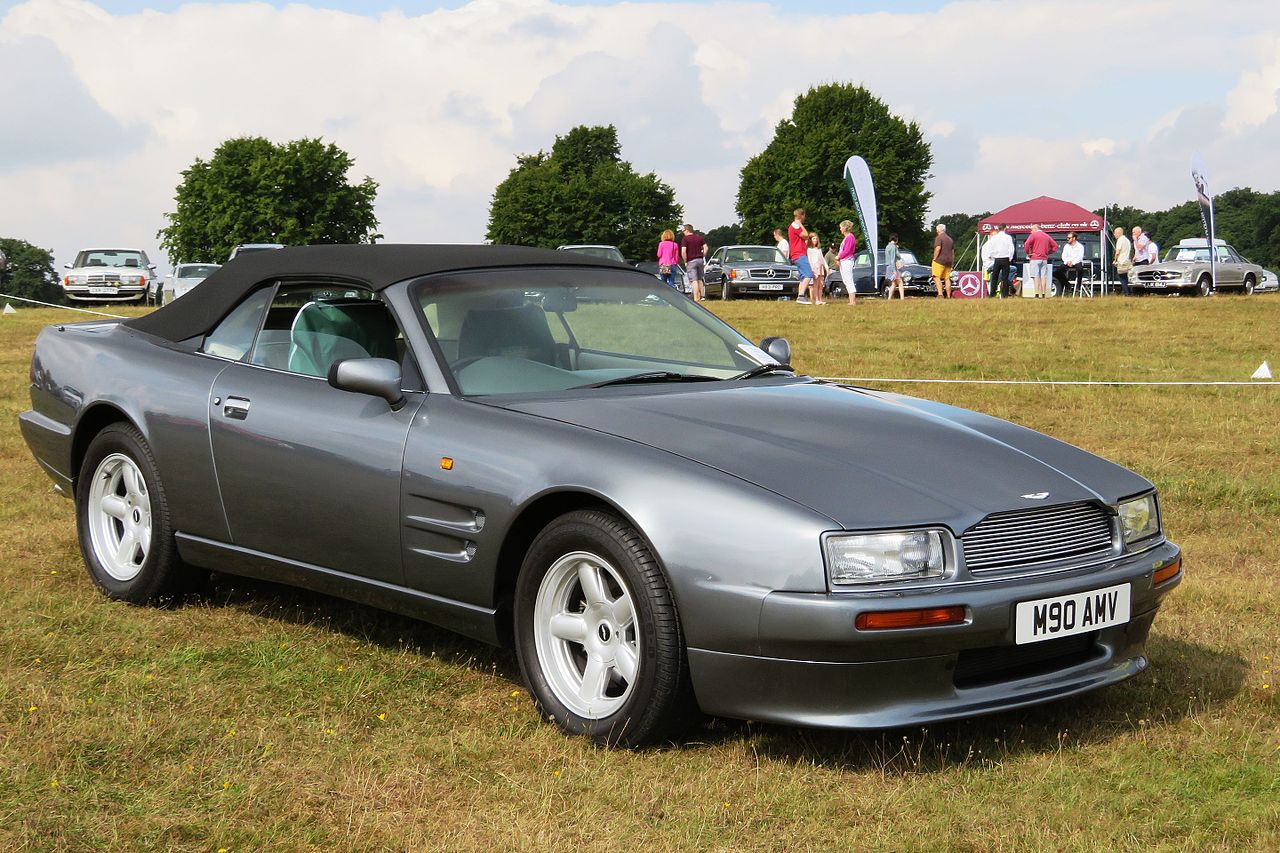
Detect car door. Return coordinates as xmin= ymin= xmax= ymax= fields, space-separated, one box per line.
xmin=207 ymin=281 xmax=421 ymax=585
xmin=705 ymin=248 xmax=725 ymax=293
xmin=1218 ymin=247 xmax=1244 ymax=287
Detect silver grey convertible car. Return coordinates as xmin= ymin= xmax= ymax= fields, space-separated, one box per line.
xmin=19 ymin=245 xmax=1182 ymax=746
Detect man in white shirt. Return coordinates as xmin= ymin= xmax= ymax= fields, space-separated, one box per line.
xmin=985 ymin=224 xmax=1015 ymax=297
xmin=1113 ymin=226 xmax=1132 ymax=296
xmin=1061 ymin=231 xmax=1086 ymax=294
xmin=773 ymin=229 xmax=789 ymax=263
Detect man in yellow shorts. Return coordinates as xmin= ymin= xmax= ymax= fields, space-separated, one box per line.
xmin=931 ymin=223 xmax=955 ymax=298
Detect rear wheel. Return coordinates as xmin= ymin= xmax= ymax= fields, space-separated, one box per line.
xmin=514 ymin=509 xmax=694 ymax=746
xmin=76 ymin=423 xmax=197 ymax=602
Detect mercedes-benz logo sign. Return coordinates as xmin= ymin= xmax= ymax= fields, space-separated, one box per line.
xmin=1020 ymin=492 xmax=1050 ymax=500
xmin=766 ymin=268 xmax=777 ymax=278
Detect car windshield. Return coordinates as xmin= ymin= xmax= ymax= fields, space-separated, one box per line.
xmin=857 ymin=250 xmax=917 ymax=266
xmin=416 ymin=269 xmax=776 ymax=395
xmin=75 ymin=250 xmax=147 ymax=268
xmin=560 ymin=246 xmax=625 ymax=263
xmin=722 ymin=247 xmax=784 ymax=264
xmin=1170 ymin=248 xmax=1211 ymax=262
xmin=177 ymin=264 xmax=219 ymax=278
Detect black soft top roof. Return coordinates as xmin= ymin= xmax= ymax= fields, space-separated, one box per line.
xmin=125 ymin=243 xmax=628 ymax=343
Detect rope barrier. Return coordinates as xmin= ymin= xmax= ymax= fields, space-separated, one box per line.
xmin=1 ymin=293 xmax=128 ymax=319
xmin=820 ymin=376 xmax=1278 ymax=387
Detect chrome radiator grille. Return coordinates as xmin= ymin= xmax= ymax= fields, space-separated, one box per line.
xmin=962 ymin=502 xmax=1116 ymax=574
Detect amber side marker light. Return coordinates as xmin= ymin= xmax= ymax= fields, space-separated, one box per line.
xmin=856 ymin=606 xmax=966 ymax=631
xmin=440 ymin=457 xmax=454 ymax=470
xmin=1153 ymin=557 xmax=1181 ymax=586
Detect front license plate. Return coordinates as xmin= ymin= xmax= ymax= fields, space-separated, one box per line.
xmin=88 ymin=287 xmax=117 ymax=295
xmin=1014 ymin=582 xmax=1130 ymax=645
xmin=757 ymin=282 xmax=783 ymax=291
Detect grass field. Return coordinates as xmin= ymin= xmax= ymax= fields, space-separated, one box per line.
xmin=1 ymin=296 xmax=1277 ymax=851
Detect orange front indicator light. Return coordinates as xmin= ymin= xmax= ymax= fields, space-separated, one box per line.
xmin=855 ymin=606 xmax=966 ymax=631
xmin=440 ymin=457 xmax=454 ymax=470
xmin=1153 ymin=557 xmax=1181 ymax=586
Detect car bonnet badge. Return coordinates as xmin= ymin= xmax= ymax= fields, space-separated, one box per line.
xmin=1021 ymin=492 xmax=1050 ymax=500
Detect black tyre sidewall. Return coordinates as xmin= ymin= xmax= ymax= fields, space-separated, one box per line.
xmin=514 ymin=510 xmax=689 ymax=747
xmin=75 ymin=423 xmax=185 ymax=603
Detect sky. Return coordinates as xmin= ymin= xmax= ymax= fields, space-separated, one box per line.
xmin=2 ymin=0 xmax=1279 ymax=273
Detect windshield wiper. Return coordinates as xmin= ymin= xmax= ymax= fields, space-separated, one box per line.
xmin=576 ymin=371 xmax=722 ymax=389
xmin=731 ymin=363 xmax=795 ymax=381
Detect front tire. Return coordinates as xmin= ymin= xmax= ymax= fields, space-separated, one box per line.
xmin=514 ymin=509 xmax=694 ymax=746
xmin=1196 ymin=275 xmax=1213 ymax=297
xmin=75 ymin=423 xmax=195 ymax=603
xmin=1244 ymin=275 xmax=1256 ymax=295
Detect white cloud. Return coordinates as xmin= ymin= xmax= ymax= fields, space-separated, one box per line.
xmin=2 ymin=0 xmax=1280 ymax=272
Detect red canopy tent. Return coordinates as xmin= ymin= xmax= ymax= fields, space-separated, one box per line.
xmin=975 ymin=196 xmax=1107 ymax=295
xmin=977 ymin=196 xmax=1103 ymax=235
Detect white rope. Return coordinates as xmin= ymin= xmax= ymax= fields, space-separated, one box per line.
xmin=820 ymin=376 xmax=1278 ymax=387
xmin=1 ymin=293 xmax=127 ymax=319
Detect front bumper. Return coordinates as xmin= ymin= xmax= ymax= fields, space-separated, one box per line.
xmin=688 ymin=540 xmax=1181 ymax=729
xmin=725 ymin=279 xmax=799 ymax=297
xmin=63 ymin=286 xmax=147 ymax=303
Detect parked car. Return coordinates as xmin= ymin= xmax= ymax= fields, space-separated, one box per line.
xmin=827 ymin=248 xmax=936 ymax=298
xmin=20 ymin=244 xmax=1181 ymax=746
xmin=704 ymin=245 xmax=800 ymax=300
xmin=1130 ymin=238 xmax=1263 ymax=296
xmin=162 ymin=263 xmax=221 ymax=304
xmin=228 ymin=243 xmax=285 ymax=261
xmin=634 ymin=261 xmax=690 ymax=295
xmin=556 ymin=244 xmax=626 ymax=264
xmin=61 ymin=248 xmax=157 ymax=303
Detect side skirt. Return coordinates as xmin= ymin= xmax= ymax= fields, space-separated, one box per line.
xmin=175 ymin=532 xmax=501 ymax=646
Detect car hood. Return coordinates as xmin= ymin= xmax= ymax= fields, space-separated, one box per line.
xmin=500 ymin=381 xmax=1150 ymax=532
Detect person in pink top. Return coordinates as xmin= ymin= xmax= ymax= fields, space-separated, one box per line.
xmin=837 ymin=219 xmax=858 ymax=306
xmin=1023 ymin=225 xmax=1059 ymax=299
xmin=655 ymin=229 xmax=680 ymax=290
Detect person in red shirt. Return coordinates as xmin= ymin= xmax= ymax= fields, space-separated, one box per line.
xmin=788 ymin=208 xmax=815 ymax=304
xmin=1023 ymin=225 xmax=1059 ymax=299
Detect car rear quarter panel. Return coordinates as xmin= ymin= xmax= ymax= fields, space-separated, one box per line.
xmin=24 ymin=324 xmax=232 ymax=541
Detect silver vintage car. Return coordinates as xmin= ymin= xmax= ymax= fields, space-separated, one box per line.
xmin=1131 ymin=238 xmax=1264 ymax=296
xmin=19 ymin=245 xmax=1181 ymax=746
xmin=704 ymin=244 xmax=800 ymax=300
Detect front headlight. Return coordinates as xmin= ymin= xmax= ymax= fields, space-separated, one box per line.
xmin=790 ymin=269 xmax=799 ymax=279
xmin=825 ymin=530 xmax=947 ymax=586
xmin=121 ymin=273 xmax=144 ymax=285
xmin=1118 ymin=494 xmax=1160 ymax=546
xmin=902 ymin=271 xmax=913 ymax=281
xmin=66 ymin=274 xmax=87 ymax=285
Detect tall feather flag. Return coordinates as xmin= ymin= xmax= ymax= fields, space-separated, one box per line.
xmin=1190 ymin=152 xmax=1215 ymax=291
xmin=843 ymin=156 xmax=879 ymax=284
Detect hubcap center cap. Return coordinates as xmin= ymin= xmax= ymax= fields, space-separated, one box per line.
xmin=597 ymin=623 xmax=612 ymax=643
xmin=132 ymin=508 xmax=142 ymax=524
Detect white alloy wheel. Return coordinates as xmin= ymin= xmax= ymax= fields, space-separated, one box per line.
xmin=533 ymin=550 xmax=640 ymax=719
xmin=86 ymin=452 xmax=152 ymax=581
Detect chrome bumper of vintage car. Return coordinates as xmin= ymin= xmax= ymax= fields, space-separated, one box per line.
xmin=63 ymin=286 xmax=147 ymax=302
xmin=687 ymin=539 xmax=1180 ymax=729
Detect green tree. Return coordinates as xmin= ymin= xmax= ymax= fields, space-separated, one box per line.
xmin=704 ymin=223 xmax=744 ymax=253
xmin=931 ymin=212 xmax=991 ymax=241
xmin=158 ymin=137 xmax=380 ymax=264
xmin=0 ymin=238 xmax=61 ymax=306
xmin=486 ymin=125 xmax=682 ymax=259
xmin=736 ymin=84 xmax=932 ymax=252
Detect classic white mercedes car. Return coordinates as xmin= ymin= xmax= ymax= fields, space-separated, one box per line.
xmin=61 ymin=248 xmax=158 ymax=303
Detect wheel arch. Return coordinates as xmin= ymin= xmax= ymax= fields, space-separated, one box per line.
xmin=491 ymin=489 xmax=655 ymax=647
xmin=71 ymin=403 xmax=138 ymax=486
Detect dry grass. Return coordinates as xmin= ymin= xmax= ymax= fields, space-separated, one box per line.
xmin=1 ymin=296 xmax=1277 ymax=851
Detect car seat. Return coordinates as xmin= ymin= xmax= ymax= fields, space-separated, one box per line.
xmin=288 ymin=299 xmax=400 ymax=377
xmin=456 ymin=303 xmax=558 ymax=366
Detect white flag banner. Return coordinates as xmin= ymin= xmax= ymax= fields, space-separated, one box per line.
xmin=1190 ymin=152 xmax=1216 ymax=290
xmin=843 ymin=156 xmax=879 ymax=285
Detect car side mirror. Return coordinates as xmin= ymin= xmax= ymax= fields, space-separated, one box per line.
xmin=64 ymin=263 xmax=72 ymax=269
xmin=328 ymin=358 xmax=406 ymax=410
xmin=760 ymin=336 xmax=792 ymax=365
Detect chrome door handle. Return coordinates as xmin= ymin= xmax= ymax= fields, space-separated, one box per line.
xmin=223 ymin=396 xmax=251 ymax=420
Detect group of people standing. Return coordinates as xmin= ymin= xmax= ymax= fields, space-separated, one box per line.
xmin=1110 ymin=225 xmax=1158 ymax=296
xmin=656 ymin=224 xmax=708 ymax=300
xmin=776 ymin=208 xmax=861 ymax=306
